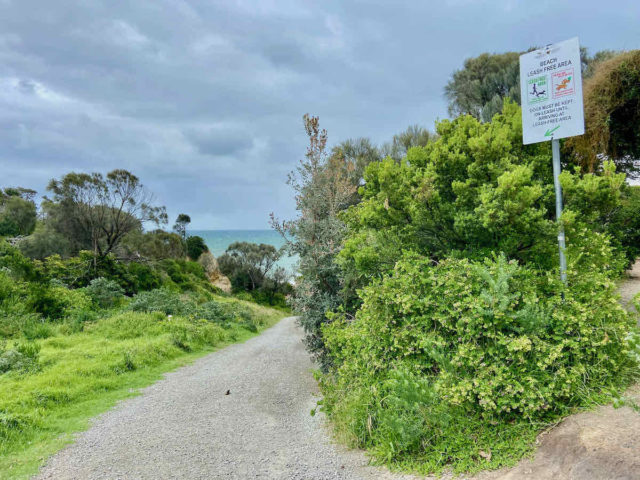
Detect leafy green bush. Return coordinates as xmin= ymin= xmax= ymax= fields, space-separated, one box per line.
xmin=25 ymin=284 xmax=91 ymax=321
xmin=0 ymin=193 xmax=36 ymax=237
xmin=0 ymin=342 xmax=40 ymax=375
xmin=195 ymin=300 xmax=258 ymax=331
xmin=320 ymin=254 xmax=637 ymax=473
xmin=157 ymin=258 xmax=212 ymax=293
xmin=126 ymin=262 xmax=163 ymax=293
xmin=59 ymin=309 xmax=99 ymax=335
xmin=186 ymin=235 xmax=208 ymax=261
xmin=85 ymin=277 xmax=124 ymax=309
xmin=127 ymin=288 xmax=195 ymax=316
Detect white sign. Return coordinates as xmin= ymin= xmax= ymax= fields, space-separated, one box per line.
xmin=519 ymin=37 xmax=585 ymax=145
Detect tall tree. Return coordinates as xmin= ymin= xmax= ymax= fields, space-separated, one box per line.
xmin=445 ymin=48 xmax=615 ymax=123
xmin=46 ymin=169 xmax=167 ymax=265
xmin=445 ymin=51 xmax=521 ymax=122
xmin=0 ymin=188 xmax=37 ymax=236
xmin=173 ymin=213 xmax=191 ymax=241
xmin=271 ymin=114 xmax=358 ymax=369
xmin=217 ymin=241 xmax=279 ymax=291
xmin=381 ymin=124 xmax=435 ymax=161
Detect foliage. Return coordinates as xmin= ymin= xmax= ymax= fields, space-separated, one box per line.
xmin=338 ymin=102 xmax=632 ymax=307
xmin=611 ymin=186 xmax=640 ymax=265
xmin=320 ymin=254 xmax=637 ymax=473
xmin=156 ymin=258 xmax=213 ymax=294
xmin=271 ymin=114 xmax=359 ymax=368
xmin=18 ymin=224 xmax=72 ymax=260
xmin=45 ymin=169 xmax=168 ymax=261
xmin=0 ymin=342 xmax=40 ymax=375
xmin=217 ymin=242 xmax=279 ymax=291
xmin=186 ymin=235 xmax=208 ymax=261
xmin=172 ymin=213 xmax=191 ymax=241
xmin=380 ymin=125 xmax=435 ymax=162
xmin=195 ymin=300 xmax=259 ymax=331
xmin=118 ymin=230 xmax=185 ymax=261
xmin=85 ymin=277 xmax=125 ymax=309
xmin=0 ymin=189 xmax=37 ymax=237
xmin=127 ymin=288 xmax=195 ymax=316
xmin=330 ymin=137 xmax=382 ymax=190
xmin=445 ymin=48 xmax=619 ymax=123
xmin=565 ymin=50 xmax=640 ymax=178
xmin=445 ymin=51 xmax=522 ymax=122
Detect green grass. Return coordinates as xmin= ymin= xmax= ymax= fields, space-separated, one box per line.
xmin=0 ymin=299 xmax=286 ymax=480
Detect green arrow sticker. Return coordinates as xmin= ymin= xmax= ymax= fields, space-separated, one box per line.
xmin=545 ymin=125 xmax=560 ymax=137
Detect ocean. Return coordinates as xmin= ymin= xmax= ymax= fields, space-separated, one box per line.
xmin=189 ymin=229 xmax=297 ymax=273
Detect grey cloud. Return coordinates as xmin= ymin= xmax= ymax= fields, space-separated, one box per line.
xmin=1 ymin=0 xmax=639 ymax=228
xmin=183 ymin=126 xmax=254 ymax=157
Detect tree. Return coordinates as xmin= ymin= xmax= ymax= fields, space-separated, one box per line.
xmin=185 ymin=235 xmax=208 ymax=260
xmin=117 ymin=230 xmax=185 ymax=261
xmin=445 ymin=51 xmax=522 ymax=122
xmin=331 ymin=137 xmax=381 ymax=189
xmin=46 ymin=170 xmax=167 ymax=265
xmin=173 ymin=213 xmax=191 ymax=241
xmin=444 ymin=48 xmax=616 ymax=123
xmin=217 ymin=241 xmax=279 ymax=291
xmin=271 ymin=114 xmax=358 ymax=368
xmin=0 ymin=188 xmax=37 ymax=236
xmin=381 ymin=124 xmax=435 ymax=161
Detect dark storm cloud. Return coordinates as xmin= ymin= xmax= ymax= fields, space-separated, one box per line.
xmin=1 ymin=0 xmax=639 ymax=228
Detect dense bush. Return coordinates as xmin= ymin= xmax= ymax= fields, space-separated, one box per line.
xmin=195 ymin=300 xmax=258 ymax=331
xmin=186 ymin=235 xmax=208 ymax=260
xmin=127 ymin=288 xmax=195 ymax=316
xmin=157 ymin=258 xmax=212 ymax=293
xmin=0 ymin=342 xmax=40 ymax=375
xmin=85 ymin=277 xmax=125 ymax=309
xmin=321 ymin=254 xmax=637 ymax=472
xmin=285 ymin=102 xmax=640 ymax=475
xmin=217 ymin=242 xmax=291 ymax=307
xmin=0 ymin=190 xmax=37 ymax=237
xmin=118 ymin=230 xmax=185 ymax=261
xmin=566 ymin=50 xmax=640 ymax=177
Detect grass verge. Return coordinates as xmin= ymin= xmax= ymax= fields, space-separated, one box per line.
xmin=0 ymin=300 xmax=285 ymax=480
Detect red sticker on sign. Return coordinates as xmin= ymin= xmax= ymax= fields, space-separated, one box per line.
xmin=552 ymin=69 xmax=575 ymax=98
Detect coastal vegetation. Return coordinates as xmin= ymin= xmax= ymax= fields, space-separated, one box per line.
xmin=279 ymin=49 xmax=640 ymax=474
xmin=0 ymin=171 xmax=287 ymax=478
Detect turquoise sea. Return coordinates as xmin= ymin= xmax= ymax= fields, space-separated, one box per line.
xmin=189 ymin=229 xmax=297 ymax=273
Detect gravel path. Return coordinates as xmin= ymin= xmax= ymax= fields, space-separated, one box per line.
xmin=619 ymin=261 xmax=640 ymax=315
xmin=35 ymin=317 xmax=417 ymax=480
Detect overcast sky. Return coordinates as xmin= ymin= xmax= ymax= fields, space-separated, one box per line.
xmin=1 ymin=1 xmax=639 ymax=229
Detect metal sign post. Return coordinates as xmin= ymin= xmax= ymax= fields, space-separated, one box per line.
xmin=551 ymin=138 xmax=567 ymax=283
xmin=519 ymin=37 xmax=585 ymax=284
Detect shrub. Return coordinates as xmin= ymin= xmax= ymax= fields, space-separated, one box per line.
xmin=126 ymin=262 xmax=163 ymax=293
xmin=186 ymin=235 xmax=208 ymax=261
xmin=85 ymin=277 xmax=124 ymax=309
xmin=127 ymin=288 xmax=195 ymax=316
xmin=60 ymin=309 xmax=99 ymax=335
xmin=0 ymin=342 xmax=40 ymax=375
xmin=157 ymin=259 xmax=211 ymax=292
xmin=0 ymin=194 xmax=36 ymax=237
xmin=320 ymin=254 xmax=636 ymax=473
xmin=195 ymin=301 xmax=258 ymax=331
